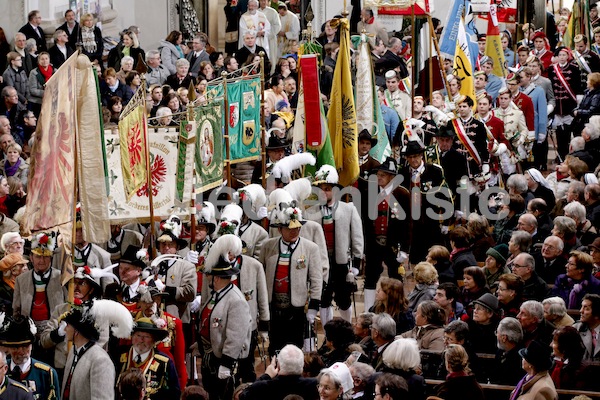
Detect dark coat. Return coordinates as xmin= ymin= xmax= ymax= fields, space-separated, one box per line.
xmin=452 ymin=248 xmax=477 ymax=281
xmin=381 ymin=367 xmax=425 ymax=400
xmin=400 ymin=163 xmax=446 ymax=263
xmin=523 ymin=272 xmax=550 ymax=302
xmin=523 ymin=319 xmax=556 ymax=348
xmin=440 ymin=147 xmax=468 ymax=197
xmin=587 ymin=200 xmax=600 ymax=230
xmin=492 ymin=346 xmax=526 ymax=385
xmin=240 ymin=374 xmax=318 ymax=400
xmin=19 ymin=23 xmax=46 ymax=52
xmin=534 ymin=253 xmax=567 ymax=284
xmin=48 ymin=44 xmax=74 ymax=69
xmin=468 ymin=318 xmax=500 ymax=354
xmin=530 ymin=186 xmax=556 ymax=213
xmin=585 ymin=137 xmax=600 ymax=171
xmin=107 ymin=44 xmax=145 ymax=71
xmin=234 ymin=45 xmax=271 ymax=76
xmin=573 ymin=88 xmax=600 ymax=133
xmin=99 ymin=80 xmax=133 ymax=107
xmin=165 ymin=73 xmax=195 ymax=91
xmin=433 ymin=374 xmax=485 ymax=400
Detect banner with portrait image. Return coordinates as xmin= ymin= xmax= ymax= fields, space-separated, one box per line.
xmin=195 ymin=102 xmax=224 ymax=192
xmin=227 ymin=77 xmax=261 ymax=163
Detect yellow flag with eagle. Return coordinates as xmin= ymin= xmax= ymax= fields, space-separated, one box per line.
xmin=327 ymin=17 xmax=359 ymax=186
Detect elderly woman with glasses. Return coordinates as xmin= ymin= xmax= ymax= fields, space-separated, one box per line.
xmin=552 ymin=250 xmax=600 ymax=308
xmin=317 ymin=362 xmax=354 ymax=400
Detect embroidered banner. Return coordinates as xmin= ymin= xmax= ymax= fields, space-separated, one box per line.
xmin=227 ymin=77 xmax=261 ymax=163
xmin=105 ymin=128 xmax=179 ymax=222
xmin=195 ymin=102 xmax=224 ymax=193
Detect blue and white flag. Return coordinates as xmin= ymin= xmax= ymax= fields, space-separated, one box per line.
xmin=439 ymin=0 xmax=469 ymax=60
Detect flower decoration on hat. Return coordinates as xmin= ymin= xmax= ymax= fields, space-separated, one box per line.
xmin=217 ymin=204 xmax=243 ymax=236
xmin=31 ymin=231 xmax=58 ymax=256
xmin=312 ymin=165 xmax=339 ymax=186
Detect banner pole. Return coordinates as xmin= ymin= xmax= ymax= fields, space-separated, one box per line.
xmin=430 ymin=17 xmax=451 ymax=93
xmin=140 ymin=75 xmax=157 ymax=256
xmin=428 ymin=15 xmax=434 ymax=100
xmin=411 ymin=3 xmax=416 ymax=117
xmin=260 ymin=52 xmax=266 ymax=189
xmin=222 ymin=71 xmax=232 ymax=188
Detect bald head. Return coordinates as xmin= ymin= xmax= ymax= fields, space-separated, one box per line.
xmin=517 ymin=213 xmax=537 ymax=235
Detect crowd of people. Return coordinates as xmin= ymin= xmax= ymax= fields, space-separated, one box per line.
xmin=1 ymin=1 xmax=600 ymax=400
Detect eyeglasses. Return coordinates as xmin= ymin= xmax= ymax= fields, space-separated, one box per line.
xmin=317 ymin=384 xmax=335 ymax=391
xmin=512 ymin=264 xmax=527 ymax=269
xmin=373 ymin=392 xmax=382 ymax=398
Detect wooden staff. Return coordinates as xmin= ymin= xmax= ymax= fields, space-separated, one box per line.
xmin=260 ymin=52 xmax=267 ymax=188
xmin=141 ymin=71 xmax=157 ymax=257
xmin=222 ymin=71 xmax=232 ymax=188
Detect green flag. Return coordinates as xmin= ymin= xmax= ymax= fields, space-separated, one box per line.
xmin=196 ymin=102 xmax=224 ymax=192
xmin=227 ymin=77 xmax=261 ymax=162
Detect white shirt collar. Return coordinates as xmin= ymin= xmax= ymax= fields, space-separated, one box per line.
xmin=133 ymin=348 xmax=152 ymax=363
xmin=127 ymin=279 xmax=140 ymax=298
xmin=10 ymin=357 xmax=31 ymax=374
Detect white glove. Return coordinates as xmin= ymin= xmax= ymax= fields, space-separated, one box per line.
xmin=185 ymin=250 xmax=199 ymax=264
xmin=527 ymin=131 xmax=536 ymax=141
xmin=482 ymin=163 xmax=490 ymax=175
xmin=440 ymin=225 xmax=449 ymax=235
xmin=259 ymin=331 xmax=269 ymax=341
xmin=189 ymin=295 xmax=202 ymax=313
xmin=537 ymin=133 xmax=547 ymax=144
xmin=396 ymin=251 xmax=408 ymax=263
xmin=153 ymin=278 xmax=166 ymax=292
xmin=350 ymin=267 xmax=359 ymax=276
xmin=454 ymin=210 xmax=464 ymax=220
xmin=547 ymin=104 xmax=554 ymax=115
xmin=58 ymin=321 xmax=67 ymax=336
xmin=218 ymin=366 xmax=231 ymax=379
xmin=257 ymin=206 xmax=268 ymax=219
xmin=306 ymin=309 xmax=317 ymax=324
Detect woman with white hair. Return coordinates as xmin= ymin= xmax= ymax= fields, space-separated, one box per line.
xmin=165 ymin=58 xmax=194 ymax=90
xmin=563 ymin=201 xmax=598 ymax=246
xmin=116 ymin=55 xmax=135 ymax=84
xmin=381 ymin=338 xmax=426 ymax=400
xmin=0 ymin=232 xmax=24 ymax=256
xmin=542 ymin=296 xmax=574 ymax=328
xmin=506 ymin=174 xmax=534 ymax=204
xmin=317 ymin=362 xmax=354 ymax=400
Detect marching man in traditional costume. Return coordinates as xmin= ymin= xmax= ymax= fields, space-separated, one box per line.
xmin=259 ymin=194 xmax=323 ymax=354
xmin=73 ymin=209 xmax=113 ymax=277
xmin=13 ymin=232 xmax=66 ymax=364
xmin=100 ymin=224 xmax=144 ymax=262
xmin=2 ymin=315 xmax=59 ymax=400
xmin=61 ymin=299 xmax=133 ymax=400
xmin=454 ymin=95 xmax=490 ymax=181
xmin=135 ymin=278 xmax=187 ymax=391
xmin=363 ymin=157 xmax=410 ymax=312
xmin=573 ymin=34 xmax=600 ymax=89
xmin=384 ymin=70 xmax=411 ymax=120
xmin=40 ymin=265 xmax=118 ymax=373
xmin=106 ymin=245 xmax=147 ymax=313
xmin=200 ymin=233 xmax=269 ymax=384
xmin=116 ymin=317 xmax=181 ymax=399
xmin=0 ymin=350 xmax=32 ymax=400
xmin=198 ymin=234 xmax=252 ymax=399
xmin=155 ymin=215 xmax=198 ymax=344
xmin=400 ymin=137 xmax=448 ymax=264
xmin=237 ymin=184 xmax=269 ymax=259
xmin=495 ymin=87 xmax=531 ymax=167
xmin=306 ymin=165 xmax=363 ymax=325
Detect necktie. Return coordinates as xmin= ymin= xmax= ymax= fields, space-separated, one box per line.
xmin=135 ymin=354 xmax=142 ymax=364
xmin=10 ymin=365 xmax=21 ymax=381
xmin=122 ymin=286 xmax=130 ymax=302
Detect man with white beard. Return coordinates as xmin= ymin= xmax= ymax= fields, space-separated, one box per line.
xmin=239 ymin=0 xmax=271 ymax=57
xmin=258 ymin=0 xmax=281 ymax=74
xmin=492 ymin=317 xmax=525 ymax=385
